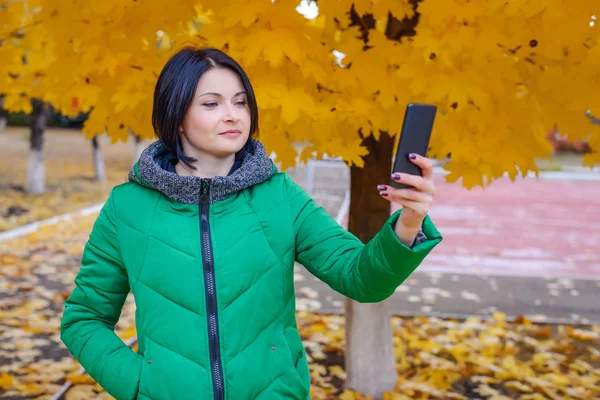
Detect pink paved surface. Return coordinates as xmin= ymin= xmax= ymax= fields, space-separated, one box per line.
xmin=345 ymin=177 xmax=600 ymax=279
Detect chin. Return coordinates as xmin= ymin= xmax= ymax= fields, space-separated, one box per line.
xmin=214 ymin=135 xmax=247 ymax=156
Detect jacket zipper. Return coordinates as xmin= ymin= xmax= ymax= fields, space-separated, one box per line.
xmin=199 ymin=180 xmax=225 ymax=400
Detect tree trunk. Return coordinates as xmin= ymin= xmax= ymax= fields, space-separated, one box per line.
xmin=0 ymin=97 xmax=8 ymax=132
xmin=341 ymin=4 xmax=420 ymax=398
xmin=132 ymin=132 xmax=144 ymax=166
xmin=344 ymin=131 xmax=397 ymax=398
xmin=25 ymin=99 xmax=50 ymax=194
xmin=92 ymin=135 xmax=107 ymax=182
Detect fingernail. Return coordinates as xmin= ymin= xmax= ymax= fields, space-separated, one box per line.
xmin=377 ymin=185 xmax=387 ymax=191
xmin=409 ymin=153 xmax=417 ymax=160
xmin=391 ymin=173 xmax=401 ymax=180
xmin=380 ymin=192 xmax=388 ymax=197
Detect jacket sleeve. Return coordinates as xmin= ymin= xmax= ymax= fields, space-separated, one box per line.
xmin=285 ymin=174 xmax=442 ymax=303
xmin=60 ymin=190 xmax=142 ymax=400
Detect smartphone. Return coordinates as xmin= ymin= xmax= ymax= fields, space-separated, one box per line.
xmin=389 ymin=103 xmax=437 ymax=189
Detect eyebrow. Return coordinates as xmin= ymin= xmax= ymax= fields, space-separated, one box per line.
xmin=198 ymin=91 xmax=246 ymax=98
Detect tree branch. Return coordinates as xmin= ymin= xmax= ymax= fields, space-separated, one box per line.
xmin=0 ymin=19 xmax=43 ymax=44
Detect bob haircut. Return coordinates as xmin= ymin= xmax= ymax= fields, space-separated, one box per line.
xmin=152 ymin=46 xmax=259 ymax=169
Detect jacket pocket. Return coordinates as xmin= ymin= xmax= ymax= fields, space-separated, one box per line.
xmin=138 ymin=338 xmax=153 ymax=398
xmin=283 ymin=329 xmax=310 ymax=393
xmin=293 ymin=347 xmax=310 ymax=390
xmin=294 ymin=349 xmax=303 ymax=367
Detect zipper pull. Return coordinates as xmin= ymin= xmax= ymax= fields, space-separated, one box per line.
xmin=200 ymin=180 xmax=209 ymax=204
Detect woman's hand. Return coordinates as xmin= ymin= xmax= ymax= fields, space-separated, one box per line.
xmin=377 ymin=153 xmax=436 ymax=245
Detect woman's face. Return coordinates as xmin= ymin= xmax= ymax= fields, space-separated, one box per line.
xmin=180 ymin=67 xmax=251 ymax=159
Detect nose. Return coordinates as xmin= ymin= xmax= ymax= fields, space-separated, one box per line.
xmin=222 ymin=103 xmax=241 ymax=123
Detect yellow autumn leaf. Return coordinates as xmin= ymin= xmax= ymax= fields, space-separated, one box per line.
xmin=329 ymin=365 xmax=347 ymax=380
xmin=566 ymin=327 xmax=599 ymax=341
xmin=472 ymin=375 xmax=500 ymax=385
xmin=14 ymin=382 xmax=44 ymax=396
xmin=0 ymin=372 xmax=14 ymax=389
xmin=372 ymin=0 xmax=415 ymax=22
xmin=279 ymin=89 xmax=319 ymax=125
xmin=505 ymin=380 xmax=534 ymax=393
xmin=2 ymin=93 xmax=34 ymax=114
xmin=309 ymin=363 xmax=327 ymax=377
xmin=447 ymin=393 xmax=467 ymax=400
xmin=65 ymin=384 xmax=98 ymax=400
xmin=67 ymin=374 xmax=97 ymax=385
xmin=475 ymin=384 xmax=511 ymax=399
xmin=339 ymin=390 xmax=359 ymax=400
xmin=382 ymin=392 xmax=411 ymax=400
xmin=445 ymin=160 xmax=486 ymax=189
xmin=520 ymin=394 xmax=550 ymax=400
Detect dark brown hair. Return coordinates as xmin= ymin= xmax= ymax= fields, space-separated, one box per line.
xmin=152 ymin=47 xmax=259 ymax=169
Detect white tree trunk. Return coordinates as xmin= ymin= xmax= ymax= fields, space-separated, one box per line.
xmin=344 ymin=132 xmax=399 ymax=398
xmin=26 ymin=149 xmax=45 ymax=194
xmin=344 ymin=298 xmax=397 ymax=398
xmin=92 ymin=135 xmax=107 ymax=182
xmin=25 ymin=99 xmax=50 ymax=194
xmin=132 ymin=133 xmax=144 ymax=166
xmin=0 ymin=97 xmax=7 ymax=131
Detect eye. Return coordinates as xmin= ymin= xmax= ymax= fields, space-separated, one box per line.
xmin=203 ymin=102 xmax=218 ymax=108
xmin=235 ymin=100 xmax=247 ymax=106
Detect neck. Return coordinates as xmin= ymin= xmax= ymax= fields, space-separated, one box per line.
xmin=175 ymin=152 xmax=235 ymax=179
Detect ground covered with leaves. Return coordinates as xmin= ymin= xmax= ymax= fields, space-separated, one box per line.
xmin=0 ymin=128 xmax=145 ymax=232
xmin=304 ymin=313 xmax=600 ymax=400
xmin=1 ymin=211 xmax=599 ymax=400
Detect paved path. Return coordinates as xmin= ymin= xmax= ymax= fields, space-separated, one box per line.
xmin=389 ymin=177 xmax=600 ymax=279
xmin=294 ymin=268 xmax=600 ymax=324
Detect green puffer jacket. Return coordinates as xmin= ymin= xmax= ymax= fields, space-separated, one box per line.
xmin=60 ymin=139 xmax=442 ymax=400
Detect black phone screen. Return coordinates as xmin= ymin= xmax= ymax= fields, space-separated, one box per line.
xmin=389 ymin=103 xmax=437 ymax=189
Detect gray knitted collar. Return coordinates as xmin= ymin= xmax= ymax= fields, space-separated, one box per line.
xmin=128 ymin=139 xmax=276 ymax=204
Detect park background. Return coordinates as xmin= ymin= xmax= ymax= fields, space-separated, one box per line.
xmin=1 ymin=1 xmax=599 ymax=399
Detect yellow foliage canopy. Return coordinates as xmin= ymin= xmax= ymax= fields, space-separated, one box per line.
xmin=1 ymin=0 xmax=598 ymax=186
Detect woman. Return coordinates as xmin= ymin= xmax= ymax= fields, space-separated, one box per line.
xmin=60 ymin=47 xmax=442 ymax=400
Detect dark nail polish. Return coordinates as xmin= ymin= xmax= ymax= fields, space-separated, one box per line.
xmin=392 ymin=173 xmax=401 ymax=180
xmin=377 ymin=185 xmax=387 ymax=191
xmin=409 ymin=153 xmax=417 ymax=160
xmin=380 ymin=192 xmax=388 ymax=197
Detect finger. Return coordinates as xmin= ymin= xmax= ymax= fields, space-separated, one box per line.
xmin=386 ymin=196 xmax=428 ymax=215
xmin=389 ymin=188 xmax=433 ymax=204
xmin=377 ymin=186 xmax=429 ymax=212
xmin=408 ymin=153 xmax=434 ymax=180
xmin=390 ymin=173 xmax=433 ymax=193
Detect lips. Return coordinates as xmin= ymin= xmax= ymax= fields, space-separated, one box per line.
xmin=219 ymin=130 xmax=241 ymax=135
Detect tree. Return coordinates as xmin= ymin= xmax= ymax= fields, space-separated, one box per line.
xmin=345 ymin=131 xmax=400 ymax=395
xmin=1 ymin=1 xmax=65 ymax=193
xmin=91 ymin=135 xmax=107 ymax=182
xmin=0 ymin=96 xmax=8 ymax=131
xmin=26 ymin=98 xmax=51 ymax=194
xmin=131 ymin=131 xmax=145 ymax=167
xmin=2 ymin=0 xmax=599 ymax=397
xmin=1 ymin=3 xmax=110 ymax=191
